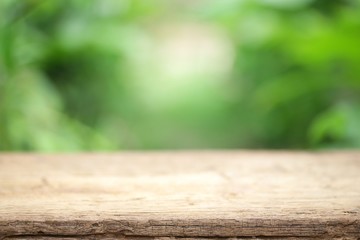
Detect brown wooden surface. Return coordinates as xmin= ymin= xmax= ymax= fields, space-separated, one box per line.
xmin=0 ymin=151 xmax=359 ymax=239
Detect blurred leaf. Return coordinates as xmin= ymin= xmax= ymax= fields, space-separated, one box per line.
xmin=309 ymin=105 xmax=347 ymax=146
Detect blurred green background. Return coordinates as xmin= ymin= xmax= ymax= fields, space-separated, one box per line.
xmin=1 ymin=0 xmax=360 ymax=151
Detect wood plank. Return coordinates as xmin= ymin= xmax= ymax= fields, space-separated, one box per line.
xmin=0 ymin=151 xmax=359 ymax=239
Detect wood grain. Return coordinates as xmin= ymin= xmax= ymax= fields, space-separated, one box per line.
xmin=0 ymin=151 xmax=359 ymax=239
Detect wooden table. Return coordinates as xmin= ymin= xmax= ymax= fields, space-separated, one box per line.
xmin=0 ymin=151 xmax=359 ymax=239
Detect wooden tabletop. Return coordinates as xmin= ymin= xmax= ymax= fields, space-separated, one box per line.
xmin=0 ymin=151 xmax=359 ymax=239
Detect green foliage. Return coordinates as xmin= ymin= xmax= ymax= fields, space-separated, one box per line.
xmin=1 ymin=0 xmax=360 ymax=151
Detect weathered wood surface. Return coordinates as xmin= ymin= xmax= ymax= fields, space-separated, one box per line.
xmin=0 ymin=151 xmax=359 ymax=239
